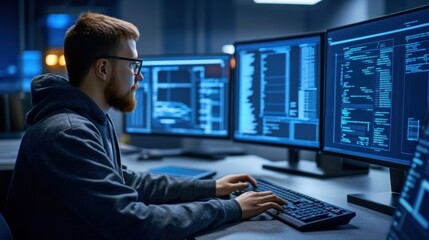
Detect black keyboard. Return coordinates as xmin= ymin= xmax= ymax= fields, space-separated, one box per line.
xmin=238 ymin=178 xmax=356 ymax=231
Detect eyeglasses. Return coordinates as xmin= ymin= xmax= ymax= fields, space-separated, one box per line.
xmin=97 ymin=55 xmax=143 ymax=76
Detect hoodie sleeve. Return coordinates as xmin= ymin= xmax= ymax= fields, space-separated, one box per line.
xmin=122 ymin=167 xmax=216 ymax=204
xmin=27 ymin=116 xmax=241 ymax=240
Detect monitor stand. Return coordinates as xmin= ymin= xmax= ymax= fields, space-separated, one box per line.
xmin=262 ymin=148 xmax=369 ymax=179
xmin=347 ymin=168 xmax=406 ymax=215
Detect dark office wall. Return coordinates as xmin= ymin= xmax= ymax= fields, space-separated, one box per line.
xmin=161 ymin=0 xmax=236 ymax=54
xmin=118 ymin=0 xmax=236 ymax=55
xmin=18 ymin=0 xmax=429 ymax=67
xmin=118 ymin=0 xmax=163 ymax=55
xmin=306 ymin=0 xmax=384 ymax=31
xmin=235 ymin=0 xmax=307 ymax=41
xmin=118 ymin=0 xmax=390 ymax=56
xmin=386 ymin=0 xmax=429 ymax=14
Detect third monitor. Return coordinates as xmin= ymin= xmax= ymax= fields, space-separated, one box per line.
xmin=232 ymin=32 xmax=358 ymax=178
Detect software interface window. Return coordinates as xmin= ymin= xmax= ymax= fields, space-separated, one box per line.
xmin=324 ymin=8 xmax=429 ymax=166
xmin=234 ymin=35 xmax=321 ymax=148
xmin=125 ymin=56 xmax=230 ymax=138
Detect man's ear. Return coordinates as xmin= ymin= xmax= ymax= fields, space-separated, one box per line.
xmin=94 ymin=59 xmax=110 ymax=81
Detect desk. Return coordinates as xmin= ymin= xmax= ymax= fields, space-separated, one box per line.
xmin=0 ymin=139 xmax=20 ymax=171
xmin=122 ymin=154 xmax=393 ymax=240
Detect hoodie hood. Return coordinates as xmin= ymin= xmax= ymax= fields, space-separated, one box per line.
xmin=26 ymin=73 xmax=107 ymax=126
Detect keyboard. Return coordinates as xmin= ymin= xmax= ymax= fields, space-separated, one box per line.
xmin=236 ymin=178 xmax=356 ymax=231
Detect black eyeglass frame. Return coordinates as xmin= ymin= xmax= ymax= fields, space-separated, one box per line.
xmin=96 ymin=55 xmax=143 ymax=76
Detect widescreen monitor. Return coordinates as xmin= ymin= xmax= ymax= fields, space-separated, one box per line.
xmin=324 ymin=4 xmax=429 ymax=214
xmin=124 ymin=54 xmax=231 ymax=139
xmin=232 ymin=32 xmax=356 ymax=178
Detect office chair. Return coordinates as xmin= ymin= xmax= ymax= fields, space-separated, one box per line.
xmin=0 ymin=212 xmax=13 ymax=240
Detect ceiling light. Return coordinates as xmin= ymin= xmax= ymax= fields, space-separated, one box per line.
xmin=222 ymin=44 xmax=235 ymax=54
xmin=254 ymin=0 xmax=322 ymax=5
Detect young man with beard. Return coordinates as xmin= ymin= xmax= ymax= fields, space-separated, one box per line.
xmin=5 ymin=12 xmax=285 ymax=240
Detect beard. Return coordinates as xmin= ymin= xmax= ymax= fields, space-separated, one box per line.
xmin=105 ymin=75 xmax=139 ymax=113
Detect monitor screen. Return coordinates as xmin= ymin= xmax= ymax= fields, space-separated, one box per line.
xmin=233 ymin=32 xmax=323 ymax=149
xmin=0 ymin=0 xmax=20 ymax=93
xmin=21 ymin=50 xmax=43 ymax=93
xmin=124 ymin=54 xmax=231 ymax=138
xmin=324 ymin=5 xmax=429 ymax=170
xmin=388 ymin=118 xmax=429 ymax=240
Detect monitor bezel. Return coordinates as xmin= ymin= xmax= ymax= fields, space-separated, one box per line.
xmin=231 ymin=31 xmax=325 ymax=151
xmin=322 ymin=4 xmax=429 ymax=171
xmin=123 ymin=53 xmax=233 ymax=140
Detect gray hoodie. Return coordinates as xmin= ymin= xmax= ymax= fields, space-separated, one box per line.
xmin=5 ymin=73 xmax=241 ymax=240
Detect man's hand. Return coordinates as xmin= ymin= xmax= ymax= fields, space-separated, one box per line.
xmin=215 ymin=174 xmax=257 ymax=197
xmin=235 ymin=191 xmax=286 ymax=219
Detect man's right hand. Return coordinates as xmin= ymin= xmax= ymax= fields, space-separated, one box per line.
xmin=235 ymin=191 xmax=286 ymax=219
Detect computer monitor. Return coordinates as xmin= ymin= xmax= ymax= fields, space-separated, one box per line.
xmin=233 ymin=32 xmax=365 ymax=178
xmin=324 ymin=5 xmax=429 ymax=215
xmin=388 ymin=118 xmax=429 ymax=240
xmin=124 ymin=54 xmax=232 ymax=158
xmin=21 ymin=50 xmax=43 ymax=93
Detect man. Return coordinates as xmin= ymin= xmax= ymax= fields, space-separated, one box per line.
xmin=5 ymin=12 xmax=285 ymax=239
